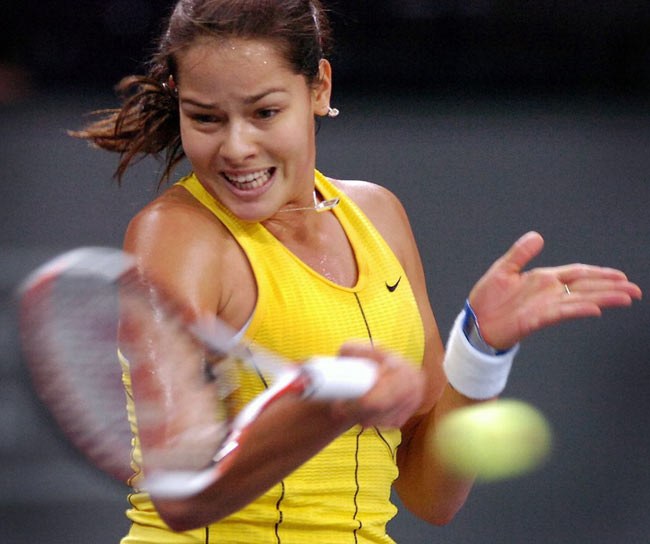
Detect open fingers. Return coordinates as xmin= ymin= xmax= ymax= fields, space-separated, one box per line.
xmin=524 ymin=299 xmax=603 ymax=333
xmin=520 ymin=262 xmax=641 ymax=302
xmin=499 ymin=231 xmax=545 ymax=273
xmin=518 ymin=276 xmax=640 ymax=336
xmin=564 ymin=277 xmax=642 ymax=298
xmin=550 ymin=264 xmax=642 ymax=304
xmin=554 ymin=263 xmax=630 ymax=284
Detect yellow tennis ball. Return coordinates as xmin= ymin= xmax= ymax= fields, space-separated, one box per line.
xmin=433 ymin=399 xmax=552 ymax=481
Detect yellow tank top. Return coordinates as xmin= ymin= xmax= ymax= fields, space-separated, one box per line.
xmin=121 ymin=171 xmax=425 ymax=544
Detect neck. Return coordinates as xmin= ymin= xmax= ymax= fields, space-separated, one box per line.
xmin=277 ymin=190 xmax=339 ymax=213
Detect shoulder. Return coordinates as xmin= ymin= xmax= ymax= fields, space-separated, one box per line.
xmin=125 ymin=185 xmax=229 ymax=266
xmin=127 ymin=184 xmax=220 ymax=233
xmin=330 ymin=177 xmax=413 ymax=262
xmin=123 ymin=185 xmax=238 ymax=317
xmin=332 ymin=178 xmax=404 ymax=213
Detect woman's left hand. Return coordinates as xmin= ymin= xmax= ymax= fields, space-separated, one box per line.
xmin=468 ymin=231 xmax=643 ymax=351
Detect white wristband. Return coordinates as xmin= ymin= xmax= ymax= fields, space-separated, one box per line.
xmin=443 ymin=310 xmax=520 ymax=399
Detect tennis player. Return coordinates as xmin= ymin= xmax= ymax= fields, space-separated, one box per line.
xmin=72 ymin=1 xmax=642 ymax=542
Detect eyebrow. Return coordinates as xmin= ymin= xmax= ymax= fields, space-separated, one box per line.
xmin=244 ymin=87 xmax=288 ymax=104
xmin=180 ymin=87 xmax=288 ymax=109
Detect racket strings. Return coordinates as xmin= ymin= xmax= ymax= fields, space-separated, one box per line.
xmin=117 ymin=278 xmax=279 ymax=474
xmin=19 ymin=247 xmax=314 ymax=491
xmin=21 ymin=273 xmax=134 ymax=481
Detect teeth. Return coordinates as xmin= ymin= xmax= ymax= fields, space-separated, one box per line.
xmin=224 ymin=169 xmax=272 ymax=190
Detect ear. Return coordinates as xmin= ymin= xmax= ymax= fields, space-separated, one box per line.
xmin=312 ymin=59 xmax=333 ymax=116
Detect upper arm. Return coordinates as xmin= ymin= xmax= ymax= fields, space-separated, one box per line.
xmin=123 ymin=193 xmax=225 ymax=319
xmin=339 ymin=181 xmax=475 ymax=522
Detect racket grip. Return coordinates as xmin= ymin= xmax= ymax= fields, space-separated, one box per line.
xmin=144 ymin=466 xmax=221 ymax=499
xmin=302 ymin=357 xmax=378 ymax=400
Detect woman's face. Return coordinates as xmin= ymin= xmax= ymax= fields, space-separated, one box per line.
xmin=176 ymin=37 xmax=331 ymax=222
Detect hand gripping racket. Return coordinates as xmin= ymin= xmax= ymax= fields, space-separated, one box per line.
xmin=18 ymin=247 xmax=377 ymax=499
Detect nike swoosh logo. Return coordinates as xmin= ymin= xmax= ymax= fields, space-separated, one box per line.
xmin=385 ymin=277 xmax=401 ymax=292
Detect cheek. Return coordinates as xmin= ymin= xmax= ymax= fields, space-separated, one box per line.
xmin=179 ymin=123 xmax=195 ymax=160
xmin=274 ymin=115 xmax=315 ymax=162
xmin=180 ymin=126 xmax=212 ymax=169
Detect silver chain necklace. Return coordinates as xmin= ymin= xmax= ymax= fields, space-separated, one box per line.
xmin=278 ymin=191 xmax=340 ymax=213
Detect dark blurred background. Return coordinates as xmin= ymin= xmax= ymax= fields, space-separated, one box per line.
xmin=1 ymin=1 xmax=649 ymax=543
xmin=3 ymin=1 xmax=650 ymax=95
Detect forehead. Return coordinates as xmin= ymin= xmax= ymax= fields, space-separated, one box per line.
xmin=176 ymin=37 xmax=297 ymax=86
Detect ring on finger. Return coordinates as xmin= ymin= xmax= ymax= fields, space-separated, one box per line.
xmin=563 ymin=283 xmax=571 ymax=295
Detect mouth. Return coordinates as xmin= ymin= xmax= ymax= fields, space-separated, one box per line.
xmin=222 ymin=168 xmax=275 ymax=191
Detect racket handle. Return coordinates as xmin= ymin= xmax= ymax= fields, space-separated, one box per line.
xmin=144 ymin=358 xmax=377 ymax=499
xmin=302 ymin=357 xmax=377 ymax=400
xmin=145 ymin=466 xmax=222 ymax=499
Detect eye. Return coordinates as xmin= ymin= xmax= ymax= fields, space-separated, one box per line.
xmin=257 ymin=108 xmax=280 ymax=120
xmin=192 ymin=113 xmax=220 ymax=124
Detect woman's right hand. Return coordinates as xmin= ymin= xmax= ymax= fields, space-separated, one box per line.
xmin=331 ymin=343 xmax=425 ymax=429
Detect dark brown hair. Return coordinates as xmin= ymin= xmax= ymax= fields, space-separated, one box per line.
xmin=71 ymin=0 xmax=333 ymax=185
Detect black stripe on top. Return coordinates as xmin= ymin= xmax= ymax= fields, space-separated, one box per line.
xmin=352 ymin=428 xmax=364 ymax=543
xmin=352 ymin=292 xmax=375 ymax=541
xmin=353 ymin=293 xmax=374 ymax=347
xmin=274 ymin=480 xmax=286 ymax=544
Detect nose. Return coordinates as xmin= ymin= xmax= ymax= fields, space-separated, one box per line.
xmin=219 ymin=120 xmax=257 ymax=164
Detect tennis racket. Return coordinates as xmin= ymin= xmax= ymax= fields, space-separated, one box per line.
xmin=18 ymin=247 xmax=377 ymax=499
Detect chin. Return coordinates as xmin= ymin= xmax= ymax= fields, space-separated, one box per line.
xmin=227 ymin=201 xmax=277 ymax=223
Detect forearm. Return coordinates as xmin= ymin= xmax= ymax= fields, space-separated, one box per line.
xmin=394 ymin=303 xmax=517 ymax=524
xmin=152 ymin=394 xmax=353 ymax=531
xmin=394 ymin=383 xmax=483 ymax=525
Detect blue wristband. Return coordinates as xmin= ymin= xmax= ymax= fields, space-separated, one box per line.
xmin=462 ymin=299 xmax=511 ymax=356
xmin=444 ymin=307 xmax=519 ymax=399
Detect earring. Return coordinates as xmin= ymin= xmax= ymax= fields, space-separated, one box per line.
xmin=162 ymin=75 xmax=178 ymax=96
xmin=327 ymin=107 xmax=340 ymax=118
